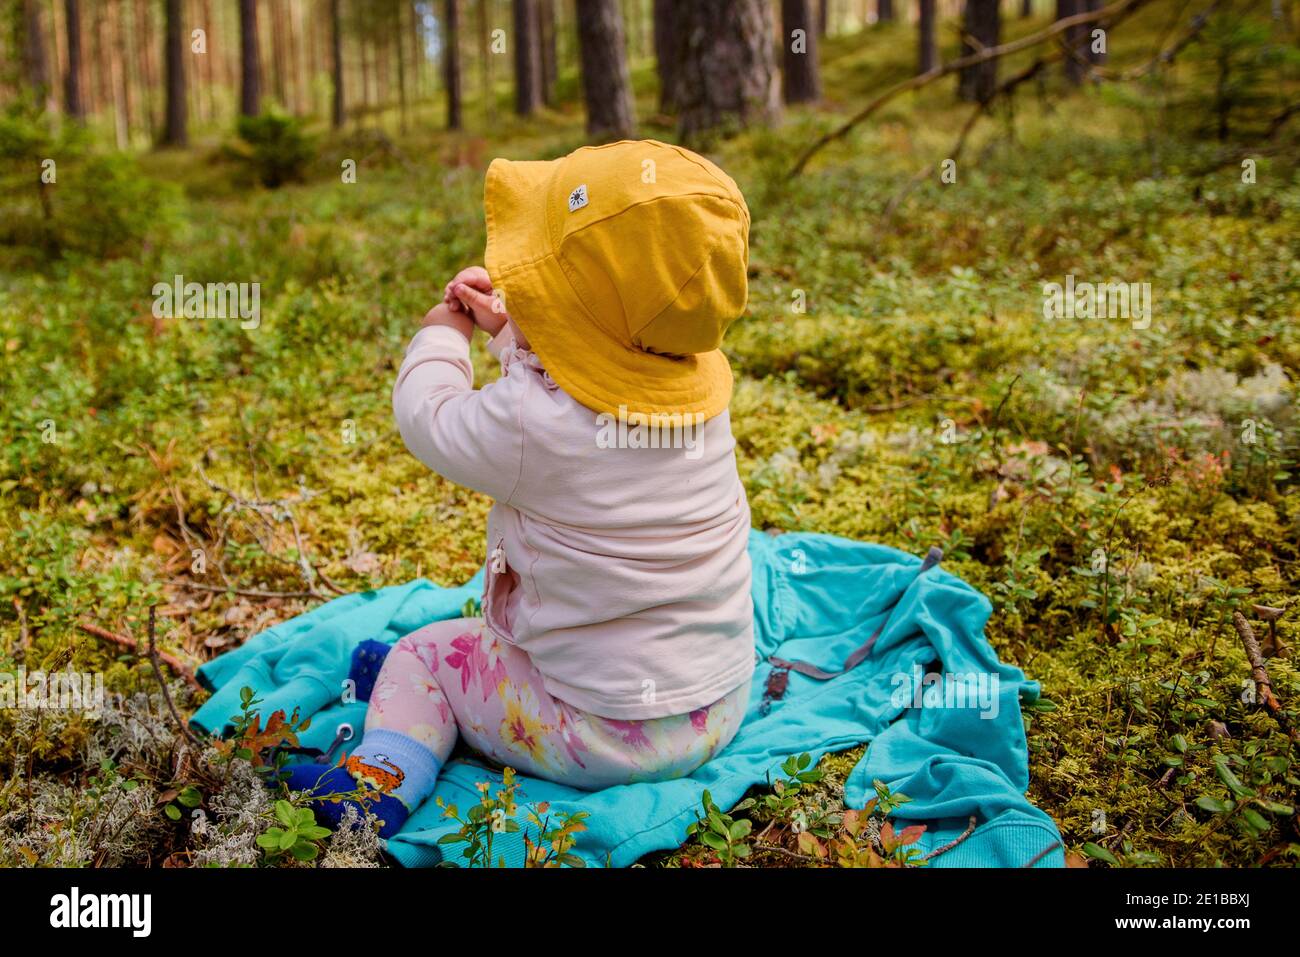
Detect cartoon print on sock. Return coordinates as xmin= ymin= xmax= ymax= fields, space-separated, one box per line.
xmin=342 ymin=752 xmax=405 ymax=793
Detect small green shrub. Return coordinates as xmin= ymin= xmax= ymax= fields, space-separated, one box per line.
xmin=233 ymin=111 xmax=317 ymax=188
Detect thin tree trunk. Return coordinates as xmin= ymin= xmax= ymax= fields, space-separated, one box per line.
xmin=538 ymin=0 xmax=557 ymax=104
xmin=653 ymin=0 xmax=676 ymax=112
xmin=22 ymin=0 xmax=55 ymax=110
xmin=239 ymin=0 xmax=260 ymax=115
xmin=64 ymin=0 xmax=84 ymax=118
xmin=444 ymin=0 xmax=462 ymax=128
xmin=478 ymin=0 xmax=493 ymax=123
xmin=673 ymin=0 xmax=778 ymax=138
xmin=329 ymin=0 xmax=344 ymax=127
xmin=162 ymin=0 xmax=187 ymax=143
xmin=818 ymin=0 xmax=829 ymax=35
xmin=107 ymin=1 xmax=129 ymax=145
xmin=269 ymin=0 xmax=286 ymax=106
xmin=575 ymin=0 xmax=635 ymax=139
xmin=878 ymin=0 xmax=894 ymax=21
xmin=957 ymin=0 xmax=999 ymax=102
xmin=918 ymin=0 xmax=937 ymax=74
xmin=1084 ymin=0 xmax=1105 ymax=64
xmin=513 ymin=0 xmax=543 ymax=114
xmin=396 ymin=1 xmax=409 ymax=130
xmin=1021 ymin=0 xmax=1033 ymax=16
xmin=1057 ymin=0 xmax=1084 ymax=83
xmin=782 ymin=0 xmax=821 ymax=104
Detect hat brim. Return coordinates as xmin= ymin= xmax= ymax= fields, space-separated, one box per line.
xmin=483 ymin=156 xmax=734 ymax=420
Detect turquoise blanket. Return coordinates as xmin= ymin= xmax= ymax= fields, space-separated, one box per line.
xmin=191 ymin=530 xmax=1065 ymax=867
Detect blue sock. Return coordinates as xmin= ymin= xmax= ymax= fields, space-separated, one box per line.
xmin=344 ymin=729 xmax=442 ymax=810
xmin=282 ymin=764 xmax=410 ymax=840
xmin=282 ymin=730 xmax=441 ymax=840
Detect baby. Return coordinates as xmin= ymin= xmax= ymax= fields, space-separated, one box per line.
xmin=290 ymin=140 xmax=755 ymax=837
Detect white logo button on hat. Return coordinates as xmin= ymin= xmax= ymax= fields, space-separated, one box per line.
xmin=568 ymin=184 xmax=589 ymax=212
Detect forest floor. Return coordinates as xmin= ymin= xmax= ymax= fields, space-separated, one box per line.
xmin=2 ymin=3 xmax=1298 ymax=867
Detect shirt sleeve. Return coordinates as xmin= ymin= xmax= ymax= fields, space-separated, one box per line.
xmin=391 ymin=324 xmax=524 ymax=504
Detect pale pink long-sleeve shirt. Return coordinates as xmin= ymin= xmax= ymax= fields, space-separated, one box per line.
xmin=392 ymin=323 xmax=755 ymax=720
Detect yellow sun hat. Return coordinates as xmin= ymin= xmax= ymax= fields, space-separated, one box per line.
xmin=483 ymin=139 xmax=750 ymax=420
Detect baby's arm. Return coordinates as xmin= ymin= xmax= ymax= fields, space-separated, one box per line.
xmin=392 ymin=303 xmax=524 ymax=503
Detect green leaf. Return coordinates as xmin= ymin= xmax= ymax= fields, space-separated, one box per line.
xmin=1241 ymin=809 xmax=1269 ymax=832
xmin=700 ymin=831 xmax=727 ymax=851
xmin=1213 ymin=756 xmax=1255 ymax=797
xmin=275 ymin=800 xmax=296 ymax=827
xmin=164 ymin=804 xmax=182 ymax=821
xmin=177 ymin=786 xmax=202 ymax=808
xmin=279 ymin=828 xmax=298 ymax=851
xmin=1256 ymin=800 xmax=1293 ymax=816
xmin=1082 ymin=842 xmax=1120 ymax=866
xmin=1195 ymin=796 xmax=1232 ymax=814
xmin=290 ymin=840 xmax=320 ymax=862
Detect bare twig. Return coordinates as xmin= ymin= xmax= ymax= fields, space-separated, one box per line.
xmin=165 ymin=580 xmax=317 ymax=600
xmin=1022 ymin=840 xmax=1064 ymax=868
xmin=77 ymin=619 xmax=202 ymax=691
xmin=1231 ymin=610 xmax=1298 ymax=744
xmin=144 ymin=606 xmax=205 ymax=749
xmin=923 ymin=814 xmax=979 ymax=861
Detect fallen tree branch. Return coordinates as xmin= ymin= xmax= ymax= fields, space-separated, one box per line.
xmin=78 ymin=619 xmax=202 ymax=691
xmin=1231 ymin=610 xmax=1298 ymax=744
xmin=789 ymin=0 xmax=1151 ymax=176
xmin=882 ymin=55 xmax=1057 ymax=220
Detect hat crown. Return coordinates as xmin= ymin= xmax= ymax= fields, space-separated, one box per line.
xmin=553 ymin=141 xmax=750 ymax=356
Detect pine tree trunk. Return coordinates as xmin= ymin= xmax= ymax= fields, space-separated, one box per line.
xmin=107 ymin=0 xmax=130 ymax=145
xmin=22 ymin=0 xmax=54 ymax=110
xmin=396 ymin=3 xmax=409 ymax=130
xmin=878 ymin=0 xmax=894 ymax=21
xmin=1021 ymin=0 xmax=1033 ymax=16
xmin=1084 ymin=0 xmax=1105 ymax=65
xmin=652 ymin=0 xmax=676 ymax=112
xmin=161 ymin=0 xmax=187 ymax=144
xmin=672 ymin=0 xmax=778 ymax=139
xmin=918 ymin=0 xmax=937 ymax=74
xmin=575 ymin=0 xmax=635 ymax=139
xmin=1058 ymin=0 xmax=1085 ymax=83
xmin=478 ymin=0 xmax=493 ymax=124
xmin=64 ymin=0 xmax=84 ymax=118
xmin=330 ymin=0 xmax=344 ymax=127
xmin=781 ymin=0 xmax=821 ymax=104
xmin=538 ymin=0 xmax=557 ymax=105
xmin=513 ymin=0 xmax=543 ymax=115
xmin=444 ymin=0 xmax=462 ymax=129
xmin=818 ymin=0 xmax=829 ymax=35
xmin=239 ymin=0 xmax=260 ymax=115
xmin=957 ymin=0 xmax=999 ymax=102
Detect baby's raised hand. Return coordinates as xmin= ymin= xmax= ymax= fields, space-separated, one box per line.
xmin=445 ymin=266 xmax=509 ymax=337
xmin=443 ymin=267 xmax=492 ymax=313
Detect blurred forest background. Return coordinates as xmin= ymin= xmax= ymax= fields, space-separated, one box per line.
xmin=1 ymin=0 xmax=1298 ymax=868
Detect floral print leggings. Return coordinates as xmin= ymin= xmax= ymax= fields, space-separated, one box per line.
xmin=364 ymin=617 xmax=751 ymax=790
